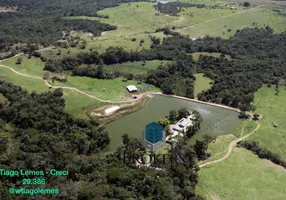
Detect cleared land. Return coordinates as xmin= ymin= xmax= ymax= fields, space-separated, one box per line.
xmin=42 ymin=1 xmax=286 ymax=59
xmin=53 ymin=76 xmax=159 ymax=101
xmin=171 ymin=7 xmax=242 ymax=28
xmin=246 ymin=86 xmax=286 ymax=160
xmin=177 ymin=7 xmax=270 ymax=38
xmin=191 ymin=52 xmax=231 ymax=61
xmin=199 ymin=134 xmax=236 ymax=165
xmin=197 ymin=148 xmax=286 ymax=200
xmin=197 ymin=86 xmax=286 ymax=199
xmin=235 ymin=119 xmax=257 ymax=137
xmin=194 ymin=73 xmax=212 ymax=97
xmin=0 ymin=66 xmax=104 ymax=119
xmin=1 ymin=55 xmax=46 ymax=77
xmin=105 ymin=60 xmax=170 ymax=75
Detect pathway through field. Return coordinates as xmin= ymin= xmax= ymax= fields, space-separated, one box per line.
xmin=0 ymin=52 xmax=241 ymax=111
xmin=176 ymin=6 xmax=263 ymax=32
xmin=199 ymin=120 xmax=260 ymax=168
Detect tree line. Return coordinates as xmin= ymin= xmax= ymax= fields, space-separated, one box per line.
xmin=237 ymin=140 xmax=286 ymax=168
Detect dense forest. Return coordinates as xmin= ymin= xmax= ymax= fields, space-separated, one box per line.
xmin=0 ymin=0 xmax=146 ymax=50
xmin=0 ymin=80 xmax=208 ymax=200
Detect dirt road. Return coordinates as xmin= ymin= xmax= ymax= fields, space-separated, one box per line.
xmin=0 ymin=52 xmax=241 ymax=111
xmin=176 ymin=6 xmax=263 ymax=32
xmin=199 ymin=120 xmax=260 ymax=168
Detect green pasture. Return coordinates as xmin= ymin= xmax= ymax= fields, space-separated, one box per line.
xmin=1 ymin=55 xmax=46 ymax=77
xmin=41 ymin=32 xmax=165 ymax=59
xmin=105 ymin=60 xmax=170 ymax=75
xmin=235 ymin=119 xmax=257 ymax=137
xmin=53 ymin=76 xmax=160 ymax=101
xmin=171 ymin=7 xmax=241 ymax=28
xmin=0 ymin=66 xmax=48 ymax=93
xmin=177 ymin=7 xmax=270 ymax=38
xmin=247 ymin=86 xmax=286 ymax=160
xmin=197 ymin=148 xmax=286 ymax=200
xmin=180 ymin=0 xmax=227 ymax=6
xmin=265 ymin=8 xmax=286 ymax=33
xmin=96 ymin=2 xmax=177 ymax=38
xmin=0 ymin=61 xmax=106 ymax=119
xmin=64 ymin=90 xmax=107 ymax=120
xmin=199 ymin=134 xmax=236 ymax=165
xmin=191 ymin=52 xmax=231 ymax=61
xmin=194 ymin=73 xmax=212 ymax=97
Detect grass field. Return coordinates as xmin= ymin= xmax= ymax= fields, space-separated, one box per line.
xmin=1 ymin=55 xmax=46 ymax=77
xmin=105 ymin=60 xmax=170 ymax=75
xmin=41 ymin=1 xmax=286 ymax=59
xmin=0 ymin=67 xmax=48 ymax=93
xmin=171 ymin=7 xmax=241 ymax=28
xmin=199 ymin=134 xmax=236 ymax=165
xmin=59 ymin=2 xmax=175 ymax=55
xmin=197 ymin=148 xmax=286 ymax=200
xmin=246 ymin=86 xmax=286 ymax=160
xmin=194 ymin=73 xmax=212 ymax=97
xmin=191 ymin=52 xmax=232 ymax=61
xmin=265 ymin=8 xmax=286 ymax=33
xmin=0 ymin=66 xmax=106 ymax=119
xmin=235 ymin=119 xmax=257 ymax=137
xmin=64 ymin=90 xmax=107 ymax=120
xmin=0 ymin=58 xmax=112 ymax=119
xmin=96 ymin=2 xmax=176 ymax=38
xmin=54 ymin=76 xmax=160 ymax=101
xmin=177 ymin=7 xmax=270 ymax=38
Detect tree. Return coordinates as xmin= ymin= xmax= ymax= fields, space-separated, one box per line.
xmin=168 ymin=110 xmax=177 ymax=123
xmin=157 ymin=118 xmax=170 ymax=128
xmin=122 ymin=134 xmax=130 ymax=145
xmin=243 ymin=2 xmax=250 ymax=7
xmin=178 ymin=107 xmax=190 ymax=120
xmin=194 ymin=136 xmax=214 ymax=160
xmin=15 ymin=57 xmax=22 ymax=65
xmin=0 ymin=94 xmax=5 ymax=108
xmin=253 ymin=114 xmax=260 ymax=120
xmin=182 ymin=186 xmax=195 ymax=199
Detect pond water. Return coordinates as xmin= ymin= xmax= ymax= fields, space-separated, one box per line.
xmin=106 ymin=95 xmax=243 ymax=152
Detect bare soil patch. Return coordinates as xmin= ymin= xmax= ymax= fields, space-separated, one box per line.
xmin=264 ymin=159 xmax=286 ymax=172
xmin=0 ymin=6 xmax=17 ymax=13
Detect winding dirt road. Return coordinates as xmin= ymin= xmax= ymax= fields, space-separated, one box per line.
xmin=0 ymin=52 xmax=241 ymax=111
xmin=199 ymin=120 xmax=260 ymax=168
xmin=0 ymin=51 xmax=261 ymax=169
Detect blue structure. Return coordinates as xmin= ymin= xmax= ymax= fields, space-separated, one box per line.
xmin=145 ymin=122 xmax=163 ymax=144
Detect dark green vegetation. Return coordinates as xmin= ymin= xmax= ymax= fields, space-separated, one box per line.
xmin=0 ymin=81 xmax=207 ymax=200
xmin=0 ymin=0 xmax=146 ymax=51
xmin=0 ymin=81 xmax=109 ymax=154
xmin=147 ymin=28 xmax=286 ymax=109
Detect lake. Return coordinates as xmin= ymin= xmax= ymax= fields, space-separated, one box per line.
xmin=106 ymin=95 xmax=243 ymax=152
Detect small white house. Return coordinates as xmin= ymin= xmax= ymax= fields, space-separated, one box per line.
xmin=173 ymin=118 xmax=194 ymax=133
xmin=172 ymin=114 xmax=196 ymax=134
xmin=126 ymin=85 xmax=138 ymax=93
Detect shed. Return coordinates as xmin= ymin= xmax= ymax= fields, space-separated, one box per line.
xmin=126 ymin=85 xmax=138 ymax=93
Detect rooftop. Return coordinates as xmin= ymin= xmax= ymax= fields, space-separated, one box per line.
xmin=126 ymin=85 xmax=138 ymax=92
